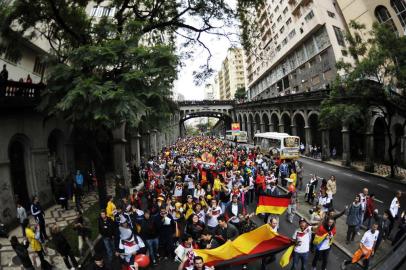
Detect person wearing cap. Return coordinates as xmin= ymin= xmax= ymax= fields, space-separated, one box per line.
xmin=290 ymin=218 xmax=313 ymax=270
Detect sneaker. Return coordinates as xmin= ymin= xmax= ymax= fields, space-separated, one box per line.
xmin=340 ymin=260 xmax=347 ymax=270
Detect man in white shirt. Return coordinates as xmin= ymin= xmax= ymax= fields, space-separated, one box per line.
xmin=341 ymin=223 xmax=379 ymax=270
xmin=291 ymin=218 xmax=313 ymax=270
xmin=261 ymin=217 xmax=279 ymax=270
xmin=389 ymin=190 xmax=402 ymax=235
xmin=206 ymin=199 xmax=222 ymax=233
xmin=358 ymin=188 xmax=369 ymax=233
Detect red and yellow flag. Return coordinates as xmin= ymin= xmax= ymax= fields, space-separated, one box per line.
xmin=194 ymin=224 xmax=293 ymax=267
xmin=256 ymin=194 xmax=291 ymax=215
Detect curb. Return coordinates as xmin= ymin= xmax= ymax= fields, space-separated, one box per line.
xmin=300 ymin=155 xmax=406 ymax=187
xmin=277 ymin=185 xmax=355 ymax=260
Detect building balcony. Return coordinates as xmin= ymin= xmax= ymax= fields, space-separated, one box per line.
xmin=0 ymin=80 xmax=45 ymax=108
xmin=291 ymin=0 xmax=312 ymax=16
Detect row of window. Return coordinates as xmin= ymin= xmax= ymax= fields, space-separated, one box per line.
xmin=90 ymin=6 xmax=116 ymax=17
xmin=375 ymin=1 xmax=406 ymax=33
xmin=3 ymin=50 xmax=45 ymax=76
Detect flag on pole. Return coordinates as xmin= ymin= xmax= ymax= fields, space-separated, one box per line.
xmin=255 ymin=193 xmax=292 ymax=215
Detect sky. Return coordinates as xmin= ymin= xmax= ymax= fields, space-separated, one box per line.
xmin=173 ymin=0 xmax=240 ymax=101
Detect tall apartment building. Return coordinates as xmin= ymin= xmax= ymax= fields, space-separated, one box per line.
xmin=337 ymin=0 xmax=406 ymax=36
xmin=204 ymin=83 xmax=216 ymax=100
xmin=216 ymin=48 xmax=246 ymax=100
xmin=244 ymin=0 xmax=352 ymax=100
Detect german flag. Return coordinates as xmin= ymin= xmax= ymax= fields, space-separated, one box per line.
xmin=195 ymin=224 xmax=293 ymax=267
xmin=313 ymin=224 xmax=336 ymax=250
xmin=256 ymin=193 xmax=291 ymax=215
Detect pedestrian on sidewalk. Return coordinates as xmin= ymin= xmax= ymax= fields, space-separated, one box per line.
xmin=295 ymin=160 xmax=304 ymax=190
xmin=290 ymin=218 xmax=313 ymax=270
xmin=392 ymin=210 xmax=406 ymax=246
xmin=375 ymin=210 xmax=390 ymax=252
xmin=388 ymin=190 xmax=402 ymax=237
xmin=10 ymin=235 xmax=34 ymax=270
xmin=16 ymin=201 xmax=27 ymax=237
xmin=305 ymin=175 xmax=318 ymax=205
xmin=73 ymin=211 xmax=94 ymax=257
xmin=279 ymin=160 xmax=289 ymax=187
xmin=30 ymin=195 xmax=48 ymax=241
xmin=317 ymin=189 xmax=332 ymax=214
xmin=287 ymin=181 xmax=298 ymax=224
xmin=358 ymin=188 xmax=369 ymax=233
xmin=23 ymin=219 xmax=52 ymax=270
xmin=346 ymin=194 xmax=363 ymax=244
xmin=50 ymin=224 xmax=79 ymax=269
xmin=139 ymin=210 xmax=159 ymax=265
xmin=364 ymin=194 xmax=376 ymax=229
xmin=326 ymin=175 xmax=337 ymax=199
xmin=311 ymin=217 xmax=336 ymax=270
xmin=341 ymin=222 xmax=379 ymax=270
xmin=98 ymin=210 xmax=115 ymax=264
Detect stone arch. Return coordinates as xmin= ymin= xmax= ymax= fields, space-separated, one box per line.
xmin=308 ymin=113 xmax=321 ymax=148
xmin=270 ymin=112 xmax=280 ymax=132
xmin=372 ymin=117 xmax=386 ymax=162
xmin=281 ymin=112 xmax=292 ymax=134
xmin=8 ymin=134 xmax=34 ymax=210
xmin=248 ymin=113 xmax=255 ymax=140
xmin=292 ymin=111 xmax=306 ymax=144
xmin=262 ymin=113 xmax=270 ymax=132
xmin=47 ymin=129 xmax=67 ymax=180
xmin=254 ymin=113 xmax=261 ymax=134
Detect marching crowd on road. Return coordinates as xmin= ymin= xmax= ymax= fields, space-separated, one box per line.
xmin=8 ymin=136 xmax=406 ymax=270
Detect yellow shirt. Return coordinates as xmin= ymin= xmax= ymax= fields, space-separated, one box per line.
xmin=213 ymin=178 xmax=222 ymax=192
xmin=290 ymin=173 xmax=297 ymax=186
xmin=106 ymin=201 xmax=116 ymax=219
xmin=25 ymin=227 xmax=42 ymax=252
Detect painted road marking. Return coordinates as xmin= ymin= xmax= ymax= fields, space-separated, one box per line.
xmin=377 ymin=183 xmax=389 ymax=189
xmin=374 ymin=198 xmax=384 ymax=204
xmin=359 ymin=178 xmax=370 ymax=183
xmin=306 ymin=160 xmax=339 ymax=173
xmin=344 ymin=173 xmax=353 ymax=177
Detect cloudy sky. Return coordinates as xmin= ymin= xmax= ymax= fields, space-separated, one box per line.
xmin=173 ymin=0 xmax=240 ymax=101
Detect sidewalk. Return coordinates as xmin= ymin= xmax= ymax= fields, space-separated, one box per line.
xmin=279 ymin=185 xmax=393 ymax=268
xmin=301 ymin=155 xmax=406 ymax=186
xmin=0 ymin=181 xmax=116 ymax=270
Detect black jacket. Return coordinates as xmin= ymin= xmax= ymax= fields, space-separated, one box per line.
xmin=139 ymin=218 xmax=159 ymax=240
xmin=52 ymin=232 xmax=72 ymax=256
xmin=98 ymin=217 xmax=115 ymax=238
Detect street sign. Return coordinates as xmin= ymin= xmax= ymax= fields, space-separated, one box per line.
xmin=231 ymin=123 xmax=240 ymax=131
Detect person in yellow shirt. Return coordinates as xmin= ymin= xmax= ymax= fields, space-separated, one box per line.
xmin=290 ymin=169 xmax=297 ymax=187
xmin=106 ymin=195 xmax=116 ymax=220
xmin=23 ymin=219 xmax=51 ymax=268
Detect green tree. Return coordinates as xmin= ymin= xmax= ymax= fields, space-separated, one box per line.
xmin=0 ymin=0 xmax=256 ymax=207
xmin=320 ymin=22 xmax=406 ymax=178
xmin=234 ymin=86 xmax=246 ymax=100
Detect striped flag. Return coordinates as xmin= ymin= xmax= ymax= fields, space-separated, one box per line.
xmin=194 ymin=224 xmax=293 ymax=267
xmin=313 ymin=225 xmax=336 ymax=250
xmin=255 ymin=194 xmax=292 ymax=215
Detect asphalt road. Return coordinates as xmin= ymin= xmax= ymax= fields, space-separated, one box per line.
xmin=299 ymin=158 xmax=406 ymax=216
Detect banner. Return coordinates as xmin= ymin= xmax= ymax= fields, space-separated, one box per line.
xmin=231 ymin=123 xmax=240 ymax=131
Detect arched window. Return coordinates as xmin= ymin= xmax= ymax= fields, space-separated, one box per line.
xmin=375 ymin=5 xmax=398 ymax=33
xmin=391 ymin=0 xmax=406 ymax=30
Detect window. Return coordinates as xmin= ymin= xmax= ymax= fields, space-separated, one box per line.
xmin=272 ymin=23 xmax=276 ymax=31
xmin=327 ymin=11 xmax=335 ymax=18
xmin=391 ymin=0 xmax=406 ymax=29
xmin=91 ymin=6 xmax=98 ymax=16
xmin=4 ymin=47 xmax=18 ymax=64
xmin=288 ymin=29 xmax=296 ymax=39
xmin=304 ymin=10 xmax=314 ymax=22
xmin=282 ymin=38 xmax=288 ymax=45
xmin=280 ymin=26 xmax=285 ymax=34
xmin=286 ymin=17 xmax=292 ymax=26
xmin=102 ymin=7 xmax=111 ymax=16
xmin=277 ymin=15 xmax=282 ymax=22
xmin=283 ymin=7 xmax=288 ymax=15
xmin=275 ymin=5 xmax=279 ymax=13
xmin=276 ymin=45 xmax=281 ymax=52
xmin=375 ymin=5 xmax=398 ymax=32
xmin=333 ymin=26 xmax=345 ymax=46
xmin=33 ymin=56 xmax=46 ymax=75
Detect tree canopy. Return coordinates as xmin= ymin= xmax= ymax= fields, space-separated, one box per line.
xmin=234 ymin=86 xmax=246 ymax=100
xmin=319 ymin=22 xmax=406 ymax=176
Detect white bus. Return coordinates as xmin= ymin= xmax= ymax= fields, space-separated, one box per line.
xmin=225 ymin=130 xmax=248 ymax=143
xmin=254 ymin=132 xmax=300 ymax=160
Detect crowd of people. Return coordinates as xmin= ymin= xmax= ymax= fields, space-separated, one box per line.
xmin=9 ymin=136 xmax=406 ymax=270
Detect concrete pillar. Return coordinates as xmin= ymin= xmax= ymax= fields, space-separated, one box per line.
xmin=150 ymin=129 xmax=157 ymax=156
xmin=341 ymin=125 xmax=351 ymax=166
xmin=321 ymin=129 xmax=330 ymax=161
xmin=247 ymin=121 xmax=252 ymax=143
xmin=0 ymin=159 xmax=17 ymax=224
xmin=142 ymin=131 xmax=150 ymax=157
xmin=364 ymin=132 xmax=374 ymax=172
xmin=31 ymin=147 xmax=53 ymax=203
xmin=305 ymin=126 xmax=312 ymax=155
xmin=279 ymin=124 xmax=285 ymax=133
xmin=291 ymin=125 xmax=297 ymax=136
xmin=130 ymin=133 xmax=141 ymax=166
xmin=242 ymin=121 xmax=246 ymax=132
xmin=269 ymin=124 xmax=275 ymax=132
xmin=384 ymin=132 xmax=390 ymax=162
